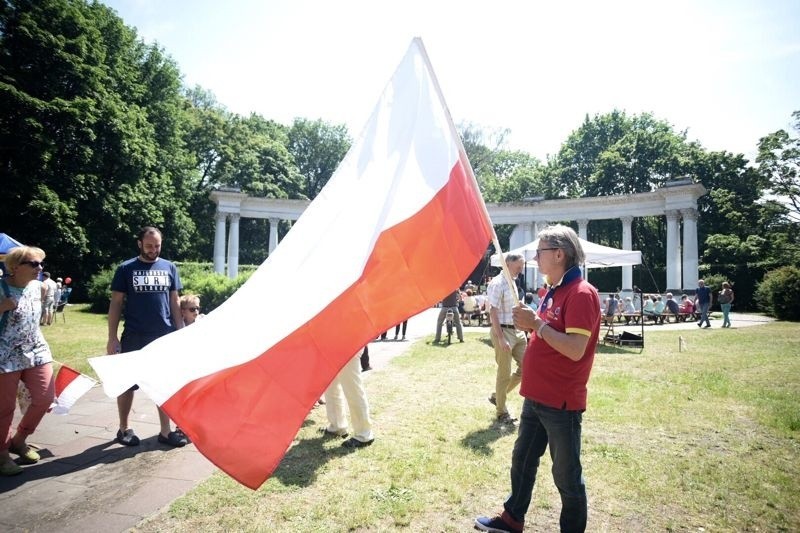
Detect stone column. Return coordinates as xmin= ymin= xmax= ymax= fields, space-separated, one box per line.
xmin=577 ymin=219 xmax=589 ymax=241
xmin=665 ymin=210 xmax=680 ymax=291
xmin=681 ymin=209 xmax=699 ymax=290
xmin=523 ymin=222 xmax=535 ymax=289
xmin=213 ymin=212 xmax=227 ymax=275
xmin=621 ymin=216 xmax=633 ymax=290
xmin=534 ymin=220 xmax=549 ymax=288
xmin=227 ymin=213 xmax=240 ymax=279
xmin=268 ymin=218 xmax=280 ymax=254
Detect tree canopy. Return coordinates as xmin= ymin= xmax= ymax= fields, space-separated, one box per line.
xmin=1 ymin=0 xmax=797 ymax=310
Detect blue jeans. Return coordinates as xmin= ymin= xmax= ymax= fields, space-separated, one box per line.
xmin=504 ymin=399 xmax=587 ymax=532
xmin=721 ymin=303 xmax=732 ymax=327
xmin=698 ymin=302 xmax=711 ymax=326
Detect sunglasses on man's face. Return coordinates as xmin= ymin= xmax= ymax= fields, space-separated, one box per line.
xmin=184 ymin=307 xmax=201 ymax=312
xmin=20 ymin=260 xmax=44 ymax=268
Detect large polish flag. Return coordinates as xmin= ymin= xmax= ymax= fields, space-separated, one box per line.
xmin=90 ymin=38 xmax=494 ymax=489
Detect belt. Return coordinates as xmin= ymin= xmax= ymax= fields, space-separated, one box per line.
xmin=500 ymin=324 xmax=516 ymax=329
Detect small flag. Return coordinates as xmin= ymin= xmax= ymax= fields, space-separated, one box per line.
xmin=50 ymin=365 xmax=96 ymax=415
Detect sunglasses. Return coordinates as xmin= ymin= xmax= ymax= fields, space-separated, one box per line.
xmin=534 ymin=247 xmax=559 ymax=259
xmin=184 ymin=307 xmax=201 ymax=312
xmin=20 ymin=260 xmax=44 ymax=268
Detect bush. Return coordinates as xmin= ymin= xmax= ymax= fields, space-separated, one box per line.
xmin=86 ymin=267 xmax=114 ymax=313
xmin=86 ymin=262 xmax=256 ymax=314
xmin=182 ymin=271 xmax=253 ymax=312
xmin=755 ymin=266 xmax=800 ymax=321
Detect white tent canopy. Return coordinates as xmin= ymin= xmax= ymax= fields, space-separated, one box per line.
xmin=491 ymin=237 xmax=642 ymax=268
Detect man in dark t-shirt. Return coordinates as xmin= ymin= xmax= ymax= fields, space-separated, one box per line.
xmin=696 ymin=279 xmax=712 ymax=328
xmin=106 ymin=226 xmax=186 ymax=447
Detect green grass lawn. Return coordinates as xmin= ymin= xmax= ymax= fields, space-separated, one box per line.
xmin=41 ymin=303 xmax=108 ymax=375
xmin=43 ymin=307 xmax=800 ymax=531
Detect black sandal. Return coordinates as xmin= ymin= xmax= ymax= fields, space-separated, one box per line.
xmin=158 ymin=431 xmax=188 ymax=447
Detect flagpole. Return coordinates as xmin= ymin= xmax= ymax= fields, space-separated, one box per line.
xmin=413 ymin=37 xmax=521 ymax=304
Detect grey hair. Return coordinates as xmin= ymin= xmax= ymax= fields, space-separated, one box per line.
xmin=537 ymin=224 xmax=585 ymax=269
xmin=505 ymin=253 xmax=524 ymax=264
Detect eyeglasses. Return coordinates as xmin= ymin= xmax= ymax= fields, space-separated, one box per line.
xmin=184 ymin=307 xmax=201 ymax=312
xmin=20 ymin=260 xmax=44 ymax=268
xmin=534 ymin=248 xmax=559 ymax=259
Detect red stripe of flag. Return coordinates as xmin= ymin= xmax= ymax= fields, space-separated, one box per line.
xmin=164 ymin=157 xmax=490 ymax=488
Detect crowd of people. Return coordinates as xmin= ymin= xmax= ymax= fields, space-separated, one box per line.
xmin=598 ymin=281 xmax=734 ymax=328
xmin=1 ymin=224 xmax=738 ymax=532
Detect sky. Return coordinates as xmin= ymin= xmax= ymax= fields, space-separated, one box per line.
xmin=101 ymin=0 xmax=800 ymax=162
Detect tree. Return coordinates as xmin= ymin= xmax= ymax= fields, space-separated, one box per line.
xmin=548 ymin=110 xmax=695 ymax=198
xmin=459 ymin=122 xmax=509 ymax=179
xmin=478 ymin=149 xmax=545 ymax=203
xmin=757 ymin=110 xmax=800 ymax=223
xmin=287 ymin=118 xmax=351 ymax=200
xmin=0 ymin=0 xmax=197 ymax=284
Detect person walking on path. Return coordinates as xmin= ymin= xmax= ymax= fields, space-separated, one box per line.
xmin=105 ymin=226 xmax=187 ymax=448
xmin=718 ymin=281 xmax=734 ymax=328
xmin=0 ymin=246 xmax=55 ymax=476
xmin=476 ymin=224 xmax=601 ymax=533
xmin=486 ymin=253 xmax=527 ymax=425
xmin=696 ymin=279 xmax=712 ymax=328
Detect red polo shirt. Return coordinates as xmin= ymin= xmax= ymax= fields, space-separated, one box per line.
xmin=520 ymin=276 xmax=600 ymax=411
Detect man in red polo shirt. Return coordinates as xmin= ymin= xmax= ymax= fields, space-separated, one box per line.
xmin=476 ymin=224 xmax=601 ymax=533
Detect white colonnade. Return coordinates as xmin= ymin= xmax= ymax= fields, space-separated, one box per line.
xmin=210 ymin=180 xmax=706 ymax=291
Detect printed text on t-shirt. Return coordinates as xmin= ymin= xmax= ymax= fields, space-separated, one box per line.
xmin=132 ymin=270 xmax=170 ymax=292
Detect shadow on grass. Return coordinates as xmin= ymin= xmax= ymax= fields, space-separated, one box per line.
xmin=595 ymin=343 xmax=644 ymax=355
xmin=460 ymin=420 xmax=516 ymax=456
xmin=272 ymin=424 xmax=353 ymax=488
xmin=477 ymin=336 xmax=494 ymax=349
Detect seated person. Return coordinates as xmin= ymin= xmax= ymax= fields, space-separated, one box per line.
xmin=642 ymin=295 xmax=657 ymax=321
xmin=462 ymin=289 xmax=484 ymax=324
xmin=603 ymin=295 xmax=618 ymax=324
xmin=613 ymin=294 xmax=624 ymax=321
xmin=461 ymin=289 xmax=477 ymax=319
xmin=664 ymin=293 xmax=680 ymax=320
xmin=679 ymin=294 xmax=695 ymax=320
xmin=474 ymin=292 xmax=487 ymax=311
xmin=653 ymin=295 xmax=666 ymax=324
xmin=622 ymin=296 xmax=638 ymax=324
xmin=59 ymin=286 xmax=73 ymax=304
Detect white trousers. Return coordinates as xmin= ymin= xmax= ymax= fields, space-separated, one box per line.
xmin=324 ymin=354 xmax=374 ymax=442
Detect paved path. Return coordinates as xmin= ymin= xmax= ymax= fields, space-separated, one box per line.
xmin=0 ymin=308 xmax=770 ymax=531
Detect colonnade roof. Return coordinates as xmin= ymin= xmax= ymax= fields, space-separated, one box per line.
xmin=210 ymin=180 xmax=706 ymax=224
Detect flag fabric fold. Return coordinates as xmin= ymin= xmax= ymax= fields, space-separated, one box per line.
xmin=89 ymin=37 xmax=494 ymax=489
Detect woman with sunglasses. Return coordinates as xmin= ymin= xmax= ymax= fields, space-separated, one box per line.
xmin=0 ymin=246 xmax=55 ymax=476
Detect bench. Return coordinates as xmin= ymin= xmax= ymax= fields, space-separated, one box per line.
xmin=622 ymin=313 xmax=641 ymax=325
